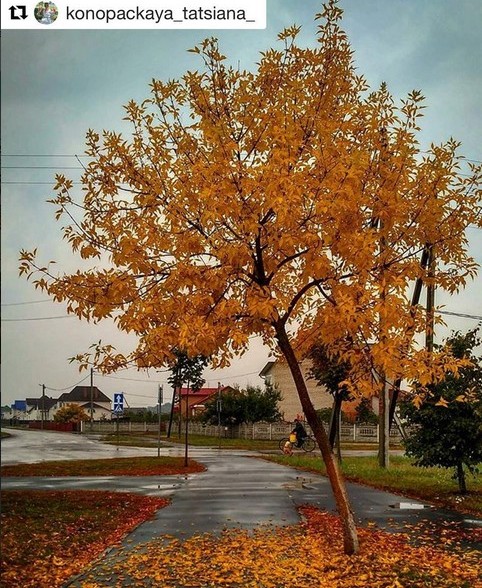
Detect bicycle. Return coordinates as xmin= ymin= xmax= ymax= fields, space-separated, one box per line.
xmin=278 ymin=435 xmax=316 ymax=453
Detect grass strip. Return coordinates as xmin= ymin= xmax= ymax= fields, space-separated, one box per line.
xmin=1 ymin=456 xmax=205 ymax=477
xmin=264 ymin=453 xmax=482 ymax=516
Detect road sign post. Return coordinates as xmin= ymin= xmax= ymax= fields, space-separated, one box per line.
xmin=113 ymin=393 xmax=124 ymax=450
xmin=157 ymin=385 xmax=163 ymax=458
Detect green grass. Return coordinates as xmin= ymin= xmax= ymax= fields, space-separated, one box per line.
xmin=101 ymin=432 xmax=396 ymax=452
xmin=1 ymin=456 xmax=205 ymax=477
xmin=264 ymin=453 xmax=482 ymax=516
xmin=102 ymin=432 xmax=282 ymax=450
xmin=165 ymin=433 xmax=282 ymax=450
xmin=101 ymin=432 xmax=161 ymax=447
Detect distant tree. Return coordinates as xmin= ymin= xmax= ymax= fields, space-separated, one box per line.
xmin=166 ymin=348 xmax=209 ymax=437
xmin=316 ymin=407 xmax=350 ymax=424
xmin=244 ymin=382 xmax=282 ymax=423
xmin=400 ymin=328 xmax=482 ymax=493
xmin=309 ymin=343 xmax=354 ymax=448
xmin=202 ymin=383 xmax=282 ymax=427
xmin=54 ymin=403 xmax=89 ymax=423
xmin=124 ymin=409 xmax=158 ymax=423
xmin=355 ymin=397 xmax=379 ymax=424
xmin=203 ymin=387 xmax=245 ymax=428
xmin=167 ymin=348 xmax=209 ymax=393
xmin=316 ymin=407 xmax=334 ymax=424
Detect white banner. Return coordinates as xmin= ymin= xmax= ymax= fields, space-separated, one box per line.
xmin=2 ymin=0 xmax=266 ymax=29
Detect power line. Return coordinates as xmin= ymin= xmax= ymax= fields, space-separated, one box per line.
xmin=1 ymin=315 xmax=73 ymax=322
xmin=9 ymin=153 xmax=482 ymax=162
xmin=2 ymin=309 xmax=481 ymax=323
xmin=438 ymin=310 xmax=482 ymax=321
xmin=1 ymin=181 xmax=82 ymax=185
xmin=1 ymin=154 xmax=87 ymax=158
xmin=122 ymin=391 xmax=160 ymax=401
xmin=2 ymin=166 xmax=83 ymax=170
xmin=44 ymin=373 xmax=91 ymax=392
xmin=1 ymin=300 xmax=52 ymax=306
xmin=98 ymin=372 xmax=170 ymax=383
xmin=208 ymin=369 xmax=264 ymax=380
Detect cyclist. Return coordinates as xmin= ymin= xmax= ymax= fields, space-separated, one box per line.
xmin=291 ymin=418 xmax=308 ymax=448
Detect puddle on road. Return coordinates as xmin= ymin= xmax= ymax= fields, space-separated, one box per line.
xmin=282 ymin=476 xmax=316 ymax=491
xmin=389 ymin=502 xmax=432 ymax=510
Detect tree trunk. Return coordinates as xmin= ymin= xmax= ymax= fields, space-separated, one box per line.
xmin=456 ymin=461 xmax=467 ymax=494
xmin=336 ymin=407 xmax=342 ymax=464
xmin=378 ymin=379 xmax=390 ymax=468
xmin=275 ymin=322 xmax=359 ymax=555
xmin=329 ymin=393 xmax=343 ymax=450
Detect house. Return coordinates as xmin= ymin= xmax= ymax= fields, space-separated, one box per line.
xmin=178 ymin=386 xmax=234 ymax=418
xmin=53 ymin=386 xmax=112 ymax=421
xmin=260 ymin=360 xmax=383 ymax=424
xmin=259 ymin=360 xmax=332 ymax=421
xmin=25 ymin=396 xmax=57 ymax=421
xmin=11 ymin=400 xmax=27 ymax=421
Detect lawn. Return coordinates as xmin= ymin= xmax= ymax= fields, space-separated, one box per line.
xmin=0 ymin=456 xmax=205 ymax=477
xmin=102 ymin=431 xmax=282 ymax=450
xmin=265 ymin=453 xmax=482 ymax=516
xmin=0 ymin=490 xmax=169 ymax=588
xmin=102 ymin=431 xmax=388 ymax=452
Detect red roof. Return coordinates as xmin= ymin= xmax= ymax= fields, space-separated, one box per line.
xmin=179 ymin=387 xmax=219 ymax=397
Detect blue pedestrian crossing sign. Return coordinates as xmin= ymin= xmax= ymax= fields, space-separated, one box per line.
xmin=113 ymin=393 xmax=124 ymax=414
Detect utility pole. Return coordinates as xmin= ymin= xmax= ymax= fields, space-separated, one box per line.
xmin=377 ymin=222 xmax=390 ymax=469
xmin=157 ymin=384 xmax=163 ymax=458
xmin=90 ymin=368 xmax=94 ymax=430
xmin=426 ymin=244 xmax=436 ymax=353
xmin=184 ymin=380 xmax=190 ymax=467
xmin=217 ymin=382 xmax=222 ymax=449
xmin=377 ymin=126 xmax=389 ymax=469
xmin=40 ymin=384 xmax=46 ymax=430
xmin=388 ymin=246 xmax=430 ymax=431
xmin=167 ymin=365 xmax=179 ymax=439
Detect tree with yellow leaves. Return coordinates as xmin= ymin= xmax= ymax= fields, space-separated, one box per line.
xmin=20 ymin=1 xmax=481 ymax=555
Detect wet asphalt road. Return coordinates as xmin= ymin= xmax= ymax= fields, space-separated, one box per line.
xmin=1 ymin=427 xmax=154 ymax=465
xmin=2 ymin=428 xmax=480 ymax=539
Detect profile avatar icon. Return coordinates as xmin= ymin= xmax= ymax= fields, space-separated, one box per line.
xmin=35 ymin=2 xmax=58 ymax=25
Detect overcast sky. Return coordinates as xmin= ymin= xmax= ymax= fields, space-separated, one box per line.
xmin=2 ymin=0 xmax=481 ymax=409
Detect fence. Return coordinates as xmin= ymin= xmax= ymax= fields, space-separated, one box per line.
xmin=192 ymin=422 xmax=404 ymax=442
xmin=8 ymin=419 xmax=405 ymax=442
xmin=80 ymin=421 xmax=160 ymax=434
xmin=28 ymin=421 xmax=80 ymax=432
xmin=181 ymin=421 xmax=405 ymax=443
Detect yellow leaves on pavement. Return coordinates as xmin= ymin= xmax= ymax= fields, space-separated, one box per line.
xmin=77 ymin=506 xmax=481 ymax=588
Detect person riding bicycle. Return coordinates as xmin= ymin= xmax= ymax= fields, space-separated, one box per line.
xmin=291 ymin=418 xmax=308 ymax=448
